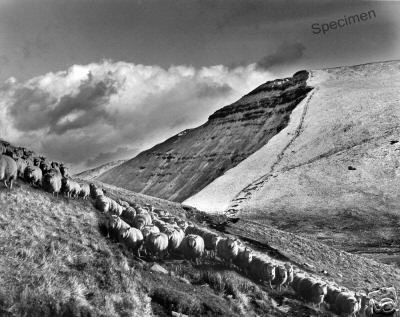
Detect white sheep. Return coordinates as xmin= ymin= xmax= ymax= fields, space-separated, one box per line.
xmin=216 ymin=237 xmax=239 ymax=266
xmin=144 ymin=232 xmax=169 ymax=258
xmin=0 ymin=155 xmax=17 ymax=189
xmin=179 ymin=234 xmax=204 ymax=264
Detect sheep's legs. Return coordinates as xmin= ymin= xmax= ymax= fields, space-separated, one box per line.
xmin=4 ymin=180 xmax=8 ymax=188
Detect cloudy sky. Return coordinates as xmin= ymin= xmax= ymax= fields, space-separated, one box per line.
xmin=0 ymin=0 xmax=399 ymax=172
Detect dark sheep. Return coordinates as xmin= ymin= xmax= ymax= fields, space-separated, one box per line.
xmin=42 ymin=169 xmax=62 ymax=197
xmin=24 ymin=165 xmax=43 ymax=187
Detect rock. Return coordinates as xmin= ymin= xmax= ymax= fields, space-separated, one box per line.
xmin=97 ymin=71 xmax=311 ymax=202
xmin=149 ymin=263 xmax=168 ymax=275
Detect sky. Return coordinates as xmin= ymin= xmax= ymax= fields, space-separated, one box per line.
xmin=0 ymin=0 xmax=399 ymax=172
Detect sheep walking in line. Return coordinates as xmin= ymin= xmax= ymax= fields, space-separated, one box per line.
xmin=179 ymin=234 xmax=205 ymax=264
xmin=0 ymin=155 xmax=17 ymax=189
xmin=144 ymin=232 xmax=169 ymax=259
xmin=42 ymin=168 xmax=62 ymax=197
xmin=119 ymin=227 xmax=143 ymax=257
xmin=272 ymin=265 xmax=288 ymax=292
xmin=133 ymin=213 xmax=152 ymax=230
xmin=24 ymin=165 xmax=42 ymax=187
xmin=15 ymin=157 xmax=27 ymax=179
xmin=216 ymin=237 xmax=239 ymax=267
xmin=79 ymin=183 xmax=90 ymax=200
xmin=233 ymin=246 xmax=253 ymax=275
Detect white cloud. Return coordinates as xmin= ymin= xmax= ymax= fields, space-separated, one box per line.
xmin=0 ymin=60 xmax=272 ymax=171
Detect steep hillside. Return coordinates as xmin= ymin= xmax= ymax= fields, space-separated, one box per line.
xmin=184 ymin=60 xmax=400 ymax=261
xmin=98 ymin=71 xmax=312 ymax=202
xmin=2 ymin=182 xmax=400 ymax=317
xmin=75 ymin=160 xmax=126 ymax=180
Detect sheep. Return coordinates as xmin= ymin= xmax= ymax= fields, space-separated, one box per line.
xmin=141 ymin=225 xmax=160 ymax=240
xmin=70 ymin=181 xmax=81 ymax=198
xmin=108 ymin=198 xmax=123 ymax=216
xmin=296 ymin=277 xmax=327 ymax=308
xmin=39 ymin=159 xmax=50 ymax=174
xmin=133 ymin=213 xmax=152 ymax=230
xmin=119 ymin=227 xmax=143 ymax=257
xmin=233 ymin=246 xmax=253 ymax=274
xmin=216 ymin=237 xmax=239 ymax=266
xmin=120 ymin=206 xmax=137 ymax=227
xmin=144 ymin=232 xmax=169 ymax=258
xmin=95 ymin=195 xmax=111 ymax=213
xmin=60 ymin=164 xmax=69 ymax=178
xmin=79 ymin=183 xmax=90 ymax=200
xmin=355 ymin=292 xmax=372 ymax=317
xmin=272 ymin=265 xmax=287 ymax=292
xmin=291 ymin=273 xmax=305 ymax=293
xmin=24 ymin=165 xmax=42 ymax=187
xmin=334 ymin=292 xmax=361 ymax=317
xmin=42 ymin=169 xmax=62 ymax=197
xmin=15 ymin=157 xmax=27 ymax=179
xmin=324 ymin=284 xmax=342 ymax=310
xmin=0 ymin=155 xmax=17 ymax=189
xmin=284 ymin=263 xmax=294 ymax=288
xmin=50 ymin=162 xmax=61 ymax=174
xmin=106 ymin=215 xmax=131 ymax=240
xmin=176 ymin=219 xmax=189 ymax=232
xmin=62 ymin=178 xmax=80 ymax=198
xmin=163 ymin=226 xmax=185 ymax=252
xmin=153 ymin=218 xmax=167 ymax=231
xmin=179 ymin=234 xmax=205 ymax=264
xmin=89 ymin=183 xmax=103 ymax=199
xmin=249 ymin=255 xmax=270 ymax=284
xmin=186 ymin=226 xmax=222 ymax=257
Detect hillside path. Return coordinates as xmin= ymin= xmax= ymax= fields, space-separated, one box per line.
xmin=225 ymin=83 xmax=318 ymax=217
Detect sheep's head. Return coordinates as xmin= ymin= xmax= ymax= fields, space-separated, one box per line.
xmin=243 ymin=248 xmax=253 ymax=262
xmin=266 ymin=264 xmax=276 ymax=278
xmin=188 ymin=236 xmax=197 ymax=248
xmin=226 ymin=238 xmax=238 ymax=250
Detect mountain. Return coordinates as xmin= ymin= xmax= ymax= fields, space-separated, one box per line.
xmin=75 ymin=159 xmax=126 ymax=180
xmin=184 ymin=60 xmax=400 ymax=259
xmin=97 ymin=71 xmax=312 ymax=201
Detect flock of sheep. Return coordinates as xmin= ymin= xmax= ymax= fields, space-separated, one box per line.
xmin=0 ymin=141 xmax=397 ymax=317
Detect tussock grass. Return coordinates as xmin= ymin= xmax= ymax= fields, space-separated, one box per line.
xmin=0 ymin=183 xmax=151 ymax=317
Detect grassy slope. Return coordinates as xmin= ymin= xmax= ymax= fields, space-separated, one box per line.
xmin=2 ymin=181 xmax=400 ymax=316
xmin=0 ymin=182 xmax=320 ymax=317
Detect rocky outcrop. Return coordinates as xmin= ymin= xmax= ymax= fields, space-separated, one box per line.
xmin=97 ymin=71 xmax=313 ymax=202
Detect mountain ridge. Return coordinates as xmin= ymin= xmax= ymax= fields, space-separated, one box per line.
xmin=97 ymin=71 xmax=312 ymax=202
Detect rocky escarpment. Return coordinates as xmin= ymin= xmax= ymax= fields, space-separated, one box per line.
xmin=97 ymin=71 xmax=313 ymax=202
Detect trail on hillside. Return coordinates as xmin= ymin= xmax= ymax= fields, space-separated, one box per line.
xmin=225 ymin=84 xmax=318 ymax=217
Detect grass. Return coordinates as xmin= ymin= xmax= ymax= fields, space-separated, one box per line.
xmin=0 ymin=182 xmax=296 ymax=317
xmin=0 ymin=182 xmax=152 ymax=317
xmin=1 ymin=180 xmax=385 ymax=317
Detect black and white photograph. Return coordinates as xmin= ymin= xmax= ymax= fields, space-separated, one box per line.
xmin=0 ymin=0 xmax=400 ymax=316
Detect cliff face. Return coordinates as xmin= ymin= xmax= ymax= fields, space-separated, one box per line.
xmin=183 ymin=60 xmax=400 ymax=256
xmin=97 ymin=71 xmax=312 ymax=201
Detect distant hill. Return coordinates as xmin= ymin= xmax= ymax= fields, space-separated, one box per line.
xmin=97 ymin=71 xmax=312 ymax=202
xmin=75 ymin=159 xmax=126 ymax=180
xmin=184 ymin=60 xmax=400 ymax=259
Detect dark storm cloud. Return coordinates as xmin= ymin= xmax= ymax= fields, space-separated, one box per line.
xmin=1 ymin=0 xmax=398 ymax=82
xmin=8 ymin=72 xmax=119 ymax=134
xmin=256 ymin=42 xmax=306 ymax=70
